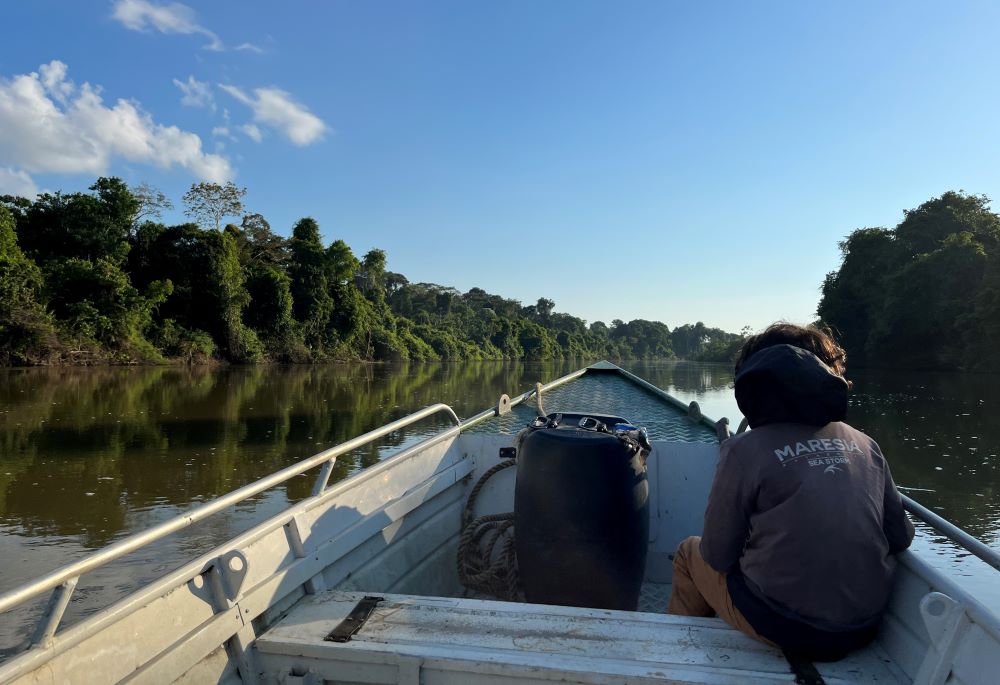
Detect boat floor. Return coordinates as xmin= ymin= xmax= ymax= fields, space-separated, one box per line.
xmin=254 ymin=588 xmax=906 ymax=684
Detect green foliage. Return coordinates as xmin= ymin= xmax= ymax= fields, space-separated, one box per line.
xmin=671 ymin=322 xmax=746 ymax=362
xmin=610 ymin=319 xmax=673 ymax=359
xmin=17 ymin=177 xmax=135 ymax=265
xmin=182 ymin=181 xmax=246 ymax=231
xmin=43 ymin=256 xmax=170 ymax=357
xmin=216 ymin=230 xmax=262 ymax=363
xmin=0 ymin=177 xmax=727 ymax=366
xmin=819 ymin=191 xmax=1000 ymax=370
xmin=288 ymin=217 xmax=333 ymax=347
xmin=240 ymin=213 xmax=289 ymax=268
xmin=151 ymin=320 xmax=217 ymax=362
xmin=358 ymin=248 xmax=388 ymax=304
xmin=0 ymin=206 xmax=55 ymax=364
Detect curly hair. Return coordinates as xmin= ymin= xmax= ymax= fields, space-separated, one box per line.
xmin=734 ymin=322 xmax=847 ymax=377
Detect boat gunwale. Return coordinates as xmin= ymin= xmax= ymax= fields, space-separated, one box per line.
xmin=1 ymin=360 xmax=998 ymax=681
xmin=0 ymin=363 xmax=597 ymax=679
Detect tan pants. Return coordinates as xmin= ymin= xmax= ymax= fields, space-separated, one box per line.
xmin=666 ymin=536 xmax=776 ymax=647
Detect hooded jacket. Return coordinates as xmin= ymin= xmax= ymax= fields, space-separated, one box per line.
xmin=700 ymin=345 xmax=914 ymax=655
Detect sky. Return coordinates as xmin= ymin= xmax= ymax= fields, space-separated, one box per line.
xmin=2 ymin=1 xmax=1000 ymax=333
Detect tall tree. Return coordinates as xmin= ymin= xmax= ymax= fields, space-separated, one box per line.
xmin=288 ymin=217 xmax=333 ymax=346
xmin=182 ymin=182 xmax=246 ymax=231
xmin=358 ymin=248 xmax=388 ymax=303
xmin=819 ymin=190 xmax=998 ymax=369
xmin=129 ymin=182 xmax=173 ymax=229
xmin=240 ymin=213 xmax=288 ymax=268
xmin=0 ymin=206 xmax=53 ymax=363
xmin=17 ymin=178 xmax=136 ymax=264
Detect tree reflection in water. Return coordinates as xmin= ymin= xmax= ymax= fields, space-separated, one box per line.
xmin=0 ymin=361 xmax=997 ymax=654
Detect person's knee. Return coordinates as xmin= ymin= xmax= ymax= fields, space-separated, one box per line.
xmin=675 ymin=536 xmax=702 ymax=561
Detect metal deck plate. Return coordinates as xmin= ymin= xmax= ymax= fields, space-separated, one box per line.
xmin=467 ymin=371 xmax=719 ymax=443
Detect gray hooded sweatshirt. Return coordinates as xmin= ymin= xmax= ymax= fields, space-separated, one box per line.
xmin=700 ymin=345 xmax=914 ymax=634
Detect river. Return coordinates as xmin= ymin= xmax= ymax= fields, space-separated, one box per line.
xmin=1 ymin=361 xmax=998 ymax=655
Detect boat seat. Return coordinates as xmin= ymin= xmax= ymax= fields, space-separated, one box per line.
xmin=253 ymin=591 xmax=907 ymax=684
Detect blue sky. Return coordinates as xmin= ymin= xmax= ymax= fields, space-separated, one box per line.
xmin=2 ymin=1 xmax=999 ymax=333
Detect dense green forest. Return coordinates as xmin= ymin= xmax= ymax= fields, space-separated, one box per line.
xmin=819 ymin=191 xmax=1000 ymax=370
xmin=0 ymin=178 xmax=744 ymax=366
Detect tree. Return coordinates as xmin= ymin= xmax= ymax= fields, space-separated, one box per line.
xmin=240 ymin=213 xmax=288 ymax=267
xmin=535 ymin=297 xmax=555 ymax=325
xmin=896 ymin=191 xmax=1000 ymax=255
xmin=44 ymin=256 xmax=171 ymax=353
xmin=358 ymin=248 xmax=388 ymax=303
xmin=288 ymin=218 xmax=333 ymax=346
xmin=819 ymin=190 xmax=1000 ymax=369
xmin=0 ymin=205 xmax=54 ymax=363
xmin=17 ymin=178 xmax=136 ymax=265
xmin=182 ymin=182 xmax=246 ymax=231
xmin=817 ymin=227 xmax=902 ymax=364
xmin=216 ymin=230 xmax=262 ymax=362
xmin=129 ymin=182 xmax=173 ymax=228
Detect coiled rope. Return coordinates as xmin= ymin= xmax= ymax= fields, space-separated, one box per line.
xmin=456 ymin=458 xmax=521 ymax=601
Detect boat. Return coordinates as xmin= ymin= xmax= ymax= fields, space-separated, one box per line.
xmin=0 ymin=361 xmax=997 ymax=684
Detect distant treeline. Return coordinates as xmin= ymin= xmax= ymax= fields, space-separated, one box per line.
xmin=0 ymin=178 xmax=745 ymax=366
xmin=819 ymin=191 xmax=1000 ymax=370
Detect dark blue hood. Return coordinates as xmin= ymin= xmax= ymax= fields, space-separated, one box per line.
xmin=735 ymin=344 xmax=848 ymax=428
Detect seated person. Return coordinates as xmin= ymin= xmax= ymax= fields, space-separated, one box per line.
xmin=667 ymin=323 xmax=914 ymax=660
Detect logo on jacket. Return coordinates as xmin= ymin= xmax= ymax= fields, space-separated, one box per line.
xmin=773 ymin=438 xmax=863 ymax=463
xmin=823 ymin=464 xmax=843 ymax=475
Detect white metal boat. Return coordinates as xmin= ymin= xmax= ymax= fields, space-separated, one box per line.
xmin=0 ymin=361 xmax=997 ymax=684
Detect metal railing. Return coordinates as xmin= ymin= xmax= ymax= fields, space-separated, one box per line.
xmin=5 ymin=360 xmax=997 ymax=667
xmin=902 ymin=494 xmax=1000 ymax=574
xmin=0 ymin=362 xmax=594 ymax=655
xmin=0 ymin=402 xmax=462 ymax=647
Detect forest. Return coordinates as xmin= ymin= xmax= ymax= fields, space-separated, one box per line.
xmin=819 ymin=190 xmax=1000 ymax=371
xmin=0 ymin=178 xmax=744 ymax=366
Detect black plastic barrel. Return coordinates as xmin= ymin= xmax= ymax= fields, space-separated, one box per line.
xmin=514 ymin=414 xmax=649 ymax=610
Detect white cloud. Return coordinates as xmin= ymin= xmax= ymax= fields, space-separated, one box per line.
xmin=240 ymin=123 xmax=263 ymax=142
xmin=112 ymin=0 xmax=223 ymax=50
xmin=235 ymin=42 xmax=264 ymax=54
xmin=0 ymin=60 xmax=232 ymax=191
xmin=39 ymin=61 xmax=74 ymax=103
xmin=173 ymin=75 xmax=214 ymax=109
xmin=220 ymin=85 xmax=326 ymax=146
xmin=0 ymin=167 xmax=38 ymax=197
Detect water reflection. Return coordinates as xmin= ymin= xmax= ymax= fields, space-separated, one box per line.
xmin=0 ymin=362 xmax=582 ymax=546
xmin=0 ymin=361 xmax=998 ymax=654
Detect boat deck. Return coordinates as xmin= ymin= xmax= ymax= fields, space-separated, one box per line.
xmin=465 ymin=370 xmax=720 ymax=443
xmin=254 ymin=590 xmax=907 ymax=685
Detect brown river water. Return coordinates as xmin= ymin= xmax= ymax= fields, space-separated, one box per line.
xmin=0 ymin=361 xmax=998 ymax=656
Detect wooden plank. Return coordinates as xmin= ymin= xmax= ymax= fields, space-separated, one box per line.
xmin=256 ymin=641 xmax=796 ymax=685
xmin=256 ymin=592 xmax=904 ymax=685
